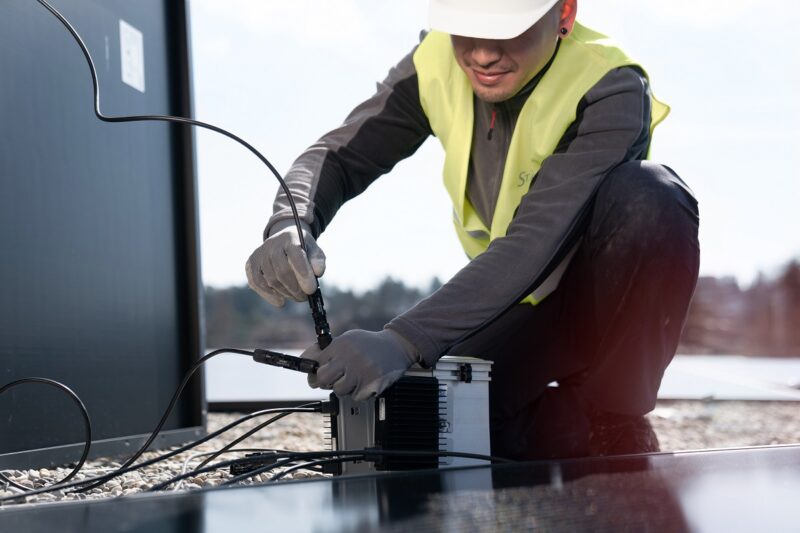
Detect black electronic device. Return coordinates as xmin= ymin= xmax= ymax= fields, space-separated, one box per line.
xmin=326 ymin=356 xmax=493 ymax=475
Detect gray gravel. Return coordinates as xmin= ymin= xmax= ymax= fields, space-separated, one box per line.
xmin=649 ymin=400 xmax=800 ymax=451
xmin=0 ymin=411 xmax=327 ymax=506
xmin=1 ymin=400 xmax=799 ymax=508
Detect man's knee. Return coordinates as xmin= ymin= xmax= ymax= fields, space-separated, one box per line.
xmin=592 ymin=160 xmax=699 ymax=247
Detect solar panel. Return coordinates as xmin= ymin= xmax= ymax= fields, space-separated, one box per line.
xmin=0 ymin=0 xmax=204 ymax=469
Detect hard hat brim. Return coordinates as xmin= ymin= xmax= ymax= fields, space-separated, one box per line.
xmin=429 ymin=0 xmax=561 ymax=40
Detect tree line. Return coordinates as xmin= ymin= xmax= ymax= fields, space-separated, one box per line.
xmin=680 ymin=260 xmax=800 ymax=356
xmin=204 ymin=277 xmax=442 ymax=349
xmin=206 ymin=260 xmax=800 ymax=356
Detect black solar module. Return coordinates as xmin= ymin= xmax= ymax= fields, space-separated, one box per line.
xmin=2 ymin=445 xmax=799 ymax=532
xmin=0 ymin=0 xmax=203 ymax=469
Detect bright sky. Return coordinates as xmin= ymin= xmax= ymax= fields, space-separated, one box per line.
xmin=188 ymin=0 xmax=800 ymax=292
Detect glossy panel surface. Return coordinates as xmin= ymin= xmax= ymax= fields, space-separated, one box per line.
xmin=3 ymin=445 xmax=800 ymax=532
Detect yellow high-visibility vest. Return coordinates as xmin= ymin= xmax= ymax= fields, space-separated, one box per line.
xmin=413 ymin=22 xmax=670 ymax=304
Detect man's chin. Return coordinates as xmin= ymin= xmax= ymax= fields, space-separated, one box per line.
xmin=469 ymin=76 xmax=525 ymax=103
xmin=472 ymin=85 xmax=516 ymax=103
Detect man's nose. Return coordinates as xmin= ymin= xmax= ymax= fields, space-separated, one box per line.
xmin=470 ymin=39 xmax=503 ymax=67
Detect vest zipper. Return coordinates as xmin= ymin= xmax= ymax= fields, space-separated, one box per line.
xmin=487 ymin=107 xmax=497 ymax=141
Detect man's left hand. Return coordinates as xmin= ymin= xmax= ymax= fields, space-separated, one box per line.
xmin=303 ymin=329 xmax=419 ymax=401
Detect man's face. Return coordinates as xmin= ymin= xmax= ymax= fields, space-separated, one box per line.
xmin=450 ymin=6 xmax=562 ymax=103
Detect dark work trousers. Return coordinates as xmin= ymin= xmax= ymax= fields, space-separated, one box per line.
xmin=450 ymin=161 xmax=700 ymax=460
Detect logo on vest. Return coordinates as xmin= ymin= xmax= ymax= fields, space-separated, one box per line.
xmin=517 ymin=170 xmax=536 ymax=188
xmin=517 ymin=158 xmax=540 ymax=188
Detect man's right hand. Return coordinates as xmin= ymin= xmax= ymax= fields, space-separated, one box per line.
xmin=245 ymin=219 xmax=326 ymax=307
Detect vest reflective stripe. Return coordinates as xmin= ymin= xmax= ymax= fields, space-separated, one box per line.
xmin=413 ymin=22 xmax=669 ymax=305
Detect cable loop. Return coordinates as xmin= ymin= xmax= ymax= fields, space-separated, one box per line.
xmin=0 ymin=378 xmax=92 ymax=491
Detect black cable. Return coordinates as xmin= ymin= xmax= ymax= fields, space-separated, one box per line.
xmin=152 ymin=401 xmax=323 ymax=491
xmin=133 ymin=407 xmax=318 ymax=482
xmin=146 ymin=456 xmax=272 ymax=492
xmin=73 ymin=347 xmax=253 ymax=493
xmin=226 ymin=455 xmax=319 ymax=486
xmin=222 ymin=449 xmax=513 ymax=487
xmin=150 ymin=454 xmax=336 ymax=492
xmin=148 ymin=454 xmax=317 ymax=492
xmin=269 ymin=457 xmax=363 ymax=482
xmin=148 ymin=454 xmax=335 ymax=492
xmin=0 ymin=378 xmax=91 ymax=491
xmin=149 ymin=448 xmax=509 ymax=492
xmin=1 ymin=348 xmax=251 ymax=504
xmin=70 ymin=405 xmax=319 ymax=494
xmin=0 ymin=403 xmax=317 ymax=504
xmin=190 ymin=402 xmax=319 ymax=474
xmin=175 ymin=448 xmax=321 ymax=490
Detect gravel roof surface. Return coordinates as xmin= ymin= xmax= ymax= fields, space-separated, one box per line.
xmin=1 ymin=400 xmax=799 ymax=508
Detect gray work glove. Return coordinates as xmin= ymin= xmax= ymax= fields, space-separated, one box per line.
xmin=245 ymin=219 xmax=326 ymax=307
xmin=303 ymin=329 xmax=419 ymax=401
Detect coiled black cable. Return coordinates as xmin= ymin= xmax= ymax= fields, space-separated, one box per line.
xmin=0 ymin=378 xmax=91 ymax=491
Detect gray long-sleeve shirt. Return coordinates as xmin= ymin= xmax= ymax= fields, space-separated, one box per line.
xmin=266 ymin=36 xmax=653 ymax=366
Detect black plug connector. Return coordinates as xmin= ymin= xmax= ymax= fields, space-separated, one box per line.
xmin=319 ymin=398 xmax=337 ymax=416
xmin=253 ymin=349 xmax=319 ymax=374
xmin=230 ymin=452 xmax=279 ymax=476
xmin=308 ymin=288 xmax=332 ymax=349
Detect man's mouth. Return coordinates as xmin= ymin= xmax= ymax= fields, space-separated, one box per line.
xmin=472 ymin=69 xmax=510 ymax=86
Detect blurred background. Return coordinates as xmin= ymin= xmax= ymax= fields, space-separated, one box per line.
xmin=188 ymin=0 xmax=800 ymax=358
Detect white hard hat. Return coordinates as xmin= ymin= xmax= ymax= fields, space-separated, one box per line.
xmin=429 ymin=0 xmax=562 ymax=40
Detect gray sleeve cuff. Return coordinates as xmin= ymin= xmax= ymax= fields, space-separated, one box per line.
xmin=263 ymin=215 xmax=315 ymax=241
xmin=385 ymin=318 xmax=441 ymax=368
xmin=263 ymin=217 xmax=317 ymax=241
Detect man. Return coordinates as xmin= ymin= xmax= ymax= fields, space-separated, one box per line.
xmin=246 ymin=0 xmax=700 ymax=460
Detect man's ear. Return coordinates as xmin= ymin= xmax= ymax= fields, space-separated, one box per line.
xmin=559 ymin=0 xmax=578 ymax=37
